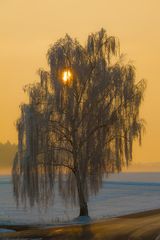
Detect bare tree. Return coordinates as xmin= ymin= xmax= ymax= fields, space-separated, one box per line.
xmin=12 ymin=29 xmax=146 ymax=217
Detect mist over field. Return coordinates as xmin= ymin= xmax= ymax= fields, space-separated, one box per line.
xmin=0 ymin=141 xmax=160 ymax=174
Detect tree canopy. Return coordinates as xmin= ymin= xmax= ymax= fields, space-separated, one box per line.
xmin=12 ymin=28 xmax=146 ymax=216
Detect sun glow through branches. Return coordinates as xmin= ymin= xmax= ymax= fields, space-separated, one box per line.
xmin=62 ymin=70 xmax=72 ymax=84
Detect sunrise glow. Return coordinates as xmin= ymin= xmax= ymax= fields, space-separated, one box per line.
xmin=62 ymin=70 xmax=72 ymax=84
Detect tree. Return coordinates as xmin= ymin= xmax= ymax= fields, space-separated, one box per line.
xmin=12 ymin=29 xmax=146 ymax=217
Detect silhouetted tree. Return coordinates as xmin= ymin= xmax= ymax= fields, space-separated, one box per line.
xmin=12 ymin=29 xmax=146 ymax=216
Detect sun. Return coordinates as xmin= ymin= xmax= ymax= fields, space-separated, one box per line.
xmin=62 ymin=70 xmax=72 ymax=84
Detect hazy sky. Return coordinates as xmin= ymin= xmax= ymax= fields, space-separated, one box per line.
xmin=0 ymin=0 xmax=160 ymax=169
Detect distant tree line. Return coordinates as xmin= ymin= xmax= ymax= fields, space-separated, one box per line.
xmin=0 ymin=141 xmax=17 ymax=169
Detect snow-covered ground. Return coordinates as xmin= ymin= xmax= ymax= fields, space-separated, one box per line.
xmin=0 ymin=228 xmax=15 ymax=233
xmin=0 ymin=173 xmax=160 ymax=225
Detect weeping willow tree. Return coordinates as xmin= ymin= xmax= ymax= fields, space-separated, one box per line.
xmin=12 ymin=28 xmax=146 ymax=217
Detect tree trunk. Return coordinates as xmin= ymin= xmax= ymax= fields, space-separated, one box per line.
xmin=75 ymin=170 xmax=89 ymax=216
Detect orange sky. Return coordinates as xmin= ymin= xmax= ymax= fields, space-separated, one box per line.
xmin=0 ymin=0 xmax=160 ymax=170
